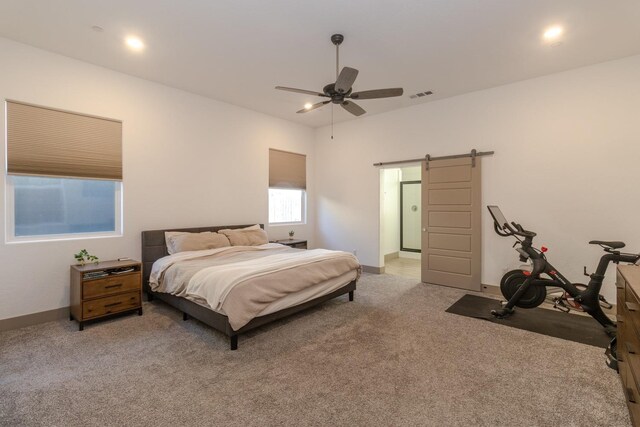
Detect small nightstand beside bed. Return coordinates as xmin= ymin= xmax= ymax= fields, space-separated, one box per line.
xmin=70 ymin=260 xmax=143 ymax=331
xmin=141 ymin=224 xmax=360 ymax=350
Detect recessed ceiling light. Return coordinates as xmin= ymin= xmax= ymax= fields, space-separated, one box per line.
xmin=125 ymin=36 xmax=145 ymax=51
xmin=304 ymin=103 xmax=313 ymax=110
xmin=543 ymin=25 xmax=563 ymax=42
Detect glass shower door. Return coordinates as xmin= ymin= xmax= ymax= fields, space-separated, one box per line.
xmin=400 ymin=181 xmax=421 ymax=252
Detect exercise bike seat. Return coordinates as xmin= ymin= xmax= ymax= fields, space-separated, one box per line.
xmin=589 ymin=240 xmax=626 ymax=249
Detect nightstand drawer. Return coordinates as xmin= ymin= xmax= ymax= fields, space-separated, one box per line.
xmin=83 ymin=273 xmax=140 ymax=299
xmin=82 ymin=292 xmax=140 ymax=319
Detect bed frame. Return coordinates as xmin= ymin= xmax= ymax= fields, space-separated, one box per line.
xmin=141 ymin=224 xmax=356 ymax=350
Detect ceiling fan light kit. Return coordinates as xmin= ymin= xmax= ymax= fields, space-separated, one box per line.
xmin=275 ymin=33 xmax=404 ymax=137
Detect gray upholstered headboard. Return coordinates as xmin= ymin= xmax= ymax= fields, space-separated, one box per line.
xmin=141 ymin=224 xmax=264 ymax=288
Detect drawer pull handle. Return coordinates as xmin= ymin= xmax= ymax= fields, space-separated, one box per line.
xmin=104 ymin=302 xmax=122 ymax=308
xmin=626 ymin=302 xmax=639 ymax=312
xmin=628 ymin=388 xmax=637 ymax=404
xmin=105 ymin=284 xmax=123 ymax=289
xmin=626 ymin=342 xmax=637 ymax=354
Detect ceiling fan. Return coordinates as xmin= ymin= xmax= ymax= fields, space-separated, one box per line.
xmin=275 ymin=34 xmax=404 ymax=118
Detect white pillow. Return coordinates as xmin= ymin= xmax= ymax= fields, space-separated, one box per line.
xmin=218 ymin=225 xmax=268 ymax=246
xmin=164 ymin=231 xmax=230 ymax=254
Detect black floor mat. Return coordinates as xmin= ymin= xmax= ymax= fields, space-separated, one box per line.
xmin=446 ymin=294 xmax=612 ymax=348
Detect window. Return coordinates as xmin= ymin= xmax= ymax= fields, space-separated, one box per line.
xmin=268 ymin=188 xmax=305 ymax=224
xmin=5 ymin=100 xmax=123 ymax=242
xmin=7 ymin=176 xmax=122 ymax=240
xmin=268 ymin=149 xmax=306 ymax=225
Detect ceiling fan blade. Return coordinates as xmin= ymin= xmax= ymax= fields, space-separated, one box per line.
xmin=334 ymin=67 xmax=359 ymax=93
xmin=275 ymin=86 xmax=327 ymax=97
xmin=296 ymin=101 xmax=330 ymax=114
xmin=350 ymin=88 xmax=404 ymax=100
xmin=341 ymin=100 xmax=366 ymax=116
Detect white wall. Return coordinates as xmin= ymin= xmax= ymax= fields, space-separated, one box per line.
xmin=315 ymin=54 xmax=640 ymax=300
xmin=400 ymin=166 xmax=421 ymax=182
xmin=0 ymin=38 xmax=315 ymax=320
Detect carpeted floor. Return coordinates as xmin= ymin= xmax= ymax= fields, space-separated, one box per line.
xmin=0 ymin=274 xmax=629 ymax=426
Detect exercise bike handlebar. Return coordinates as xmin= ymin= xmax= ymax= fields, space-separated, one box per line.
xmin=488 ymin=206 xmax=536 ymax=239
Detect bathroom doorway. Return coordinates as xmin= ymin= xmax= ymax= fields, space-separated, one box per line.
xmin=380 ymin=165 xmax=421 ymax=280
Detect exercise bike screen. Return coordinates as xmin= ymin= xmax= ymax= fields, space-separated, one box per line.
xmin=487 ymin=205 xmax=509 ymax=230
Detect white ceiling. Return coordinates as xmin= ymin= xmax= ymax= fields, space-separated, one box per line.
xmin=1 ymin=0 xmax=639 ymax=128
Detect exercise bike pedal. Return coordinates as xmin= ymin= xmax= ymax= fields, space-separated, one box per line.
xmin=491 ymin=307 xmax=514 ymax=318
xmin=552 ymin=300 xmax=571 ymax=313
xmin=598 ymin=295 xmax=613 ymax=310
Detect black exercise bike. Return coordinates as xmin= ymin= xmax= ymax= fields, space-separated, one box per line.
xmin=487 ymin=205 xmax=640 ymax=338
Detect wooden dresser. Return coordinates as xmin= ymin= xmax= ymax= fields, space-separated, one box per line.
xmin=617 ymin=265 xmax=640 ymax=426
xmin=70 ymin=260 xmax=143 ymax=331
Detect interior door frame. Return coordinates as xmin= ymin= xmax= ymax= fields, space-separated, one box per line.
xmin=400 ymin=180 xmax=421 ymax=253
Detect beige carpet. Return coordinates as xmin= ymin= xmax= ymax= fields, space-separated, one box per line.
xmin=0 ymin=274 xmax=629 ymax=426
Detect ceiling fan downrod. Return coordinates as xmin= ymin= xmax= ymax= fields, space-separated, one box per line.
xmin=331 ymin=34 xmax=344 ymax=80
xmin=331 ymin=34 xmax=343 ymax=139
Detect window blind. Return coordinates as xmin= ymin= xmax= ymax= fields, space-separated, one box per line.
xmin=269 ymin=148 xmax=306 ymax=189
xmin=6 ymin=101 xmax=123 ymax=180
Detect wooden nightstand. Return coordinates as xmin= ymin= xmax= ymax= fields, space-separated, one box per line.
xmin=272 ymin=239 xmax=307 ymax=249
xmin=70 ymin=260 xmax=143 ymax=331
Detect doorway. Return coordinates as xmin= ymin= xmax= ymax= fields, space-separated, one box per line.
xmin=380 ymin=166 xmax=421 ymax=280
xmin=377 ymin=150 xmax=487 ymax=290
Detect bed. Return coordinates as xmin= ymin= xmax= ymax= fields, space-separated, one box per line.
xmin=141 ymin=224 xmax=359 ymax=350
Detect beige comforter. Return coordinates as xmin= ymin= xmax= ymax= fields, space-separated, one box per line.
xmin=149 ymin=244 xmax=361 ymax=330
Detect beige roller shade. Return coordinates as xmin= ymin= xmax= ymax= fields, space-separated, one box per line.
xmin=269 ymin=148 xmax=306 ymax=189
xmin=6 ymin=100 xmax=122 ymax=180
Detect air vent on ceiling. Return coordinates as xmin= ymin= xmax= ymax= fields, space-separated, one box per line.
xmin=409 ymin=91 xmax=433 ymax=99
